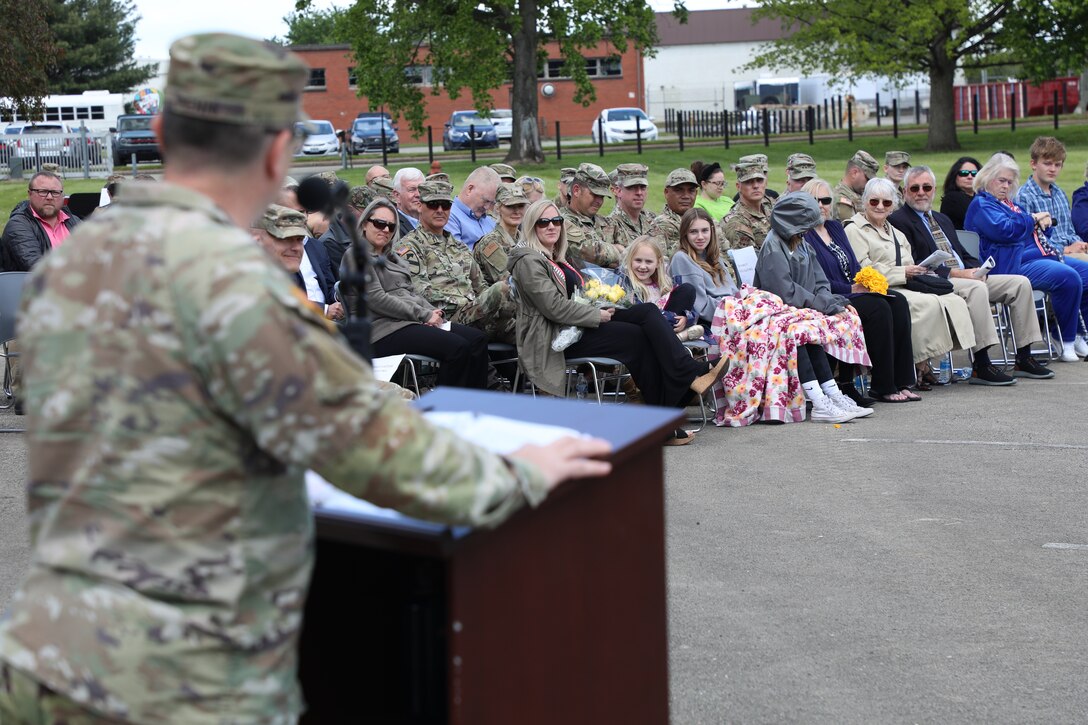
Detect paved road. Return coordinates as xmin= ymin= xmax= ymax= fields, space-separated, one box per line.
xmin=3 ymin=359 xmax=1087 ymax=722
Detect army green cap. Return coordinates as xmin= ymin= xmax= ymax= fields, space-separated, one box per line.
xmin=732 ymin=159 xmax=767 ymax=183
xmin=573 ymin=162 xmax=613 ymax=197
xmin=106 ymin=173 xmax=126 ymax=185
xmin=41 ymin=162 xmax=63 ymax=176
xmin=496 ymin=183 xmax=529 ymax=207
xmin=664 ymin=168 xmax=698 ymax=188
xmin=418 ymin=179 xmax=454 ymax=203
xmin=256 ymin=204 xmax=309 ymax=239
xmin=850 ymin=150 xmax=879 ymax=178
xmin=165 ymin=33 xmax=309 ymax=128
xmin=740 ymin=153 xmax=769 ymax=167
xmin=885 ymin=150 xmax=911 ymax=167
xmin=282 ymin=175 xmax=299 ymax=189
xmin=316 ymin=170 xmax=340 ymax=187
xmin=490 ymin=163 xmax=517 ymax=181
xmin=370 ymin=176 xmax=395 ymax=198
xmin=612 ymin=163 xmax=649 ymax=188
xmin=349 ymin=184 xmax=374 ymax=209
xmin=786 ymin=153 xmax=817 ymax=181
xmin=426 ymin=172 xmax=450 ymax=183
xmin=559 ymin=167 xmax=578 ymax=184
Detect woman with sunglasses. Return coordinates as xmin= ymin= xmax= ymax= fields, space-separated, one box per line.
xmin=800 ymin=178 xmax=918 ymax=403
xmin=691 ymin=161 xmax=734 ymax=222
xmin=845 ymin=178 xmax=975 ymax=388
xmin=940 ymin=156 xmax=981 ymax=230
xmin=350 ymin=198 xmax=490 ymax=389
xmin=508 ymin=200 xmax=727 ymax=444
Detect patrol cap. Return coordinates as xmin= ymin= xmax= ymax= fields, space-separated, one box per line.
xmin=316 ymin=170 xmax=340 ymax=187
xmin=786 ymin=153 xmax=817 ymax=181
xmin=732 ymin=159 xmax=767 ymax=183
xmin=496 ymin=184 xmax=529 ymax=207
xmin=490 ymin=163 xmax=517 ymax=181
xmin=741 ymin=153 xmax=769 ymax=167
xmin=349 ymin=184 xmax=374 ymax=209
xmin=559 ymin=166 xmax=577 ymax=184
xmin=426 ymin=172 xmax=450 ymax=183
xmin=612 ymin=163 xmax=649 ymax=188
xmin=165 ymin=33 xmax=309 ymax=129
xmin=256 ymin=204 xmax=309 ymax=239
xmin=572 ymin=162 xmax=613 ymax=197
xmin=40 ymin=162 xmax=63 ymax=176
xmin=370 ymin=176 xmax=395 ymax=198
xmin=664 ymin=168 xmax=698 ymax=188
xmin=849 ymin=150 xmax=879 ymax=178
xmin=106 ymin=173 xmax=126 ymax=185
xmin=418 ymin=179 xmax=454 ymax=203
xmin=885 ymin=150 xmax=911 ymax=167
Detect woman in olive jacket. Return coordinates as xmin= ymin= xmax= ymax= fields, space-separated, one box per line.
xmin=507 ymin=200 xmax=725 ymax=438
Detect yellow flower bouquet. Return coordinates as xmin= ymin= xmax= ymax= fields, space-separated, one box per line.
xmin=581 ymin=278 xmax=628 ymax=307
xmin=854 ymin=266 xmax=889 ymax=295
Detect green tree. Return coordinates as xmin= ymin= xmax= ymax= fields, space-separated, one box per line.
xmin=275 ymin=6 xmax=348 ymax=46
xmin=0 ymin=0 xmax=61 ymax=121
xmin=46 ymin=0 xmax=156 ymax=94
xmin=317 ymin=0 xmax=683 ymax=164
xmin=744 ymin=0 xmax=1088 ymax=151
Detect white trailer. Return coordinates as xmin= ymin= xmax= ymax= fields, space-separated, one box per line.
xmin=1 ymin=90 xmax=127 ymax=133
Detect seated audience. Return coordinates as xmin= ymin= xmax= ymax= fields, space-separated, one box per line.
xmin=1015 ymin=136 xmax=1088 ymax=262
xmin=721 ymin=156 xmax=774 ymax=250
xmin=965 ymin=153 xmax=1088 ymax=362
xmin=801 ymin=178 xmax=919 ymax=403
xmin=507 ymin=199 xmax=728 ymax=445
xmin=669 ymin=207 xmax=740 ymax=325
xmin=647 ymin=168 xmax=699 ymax=257
xmin=691 ymin=161 xmax=734 ymax=221
xmin=939 ymin=156 xmax=981 ymax=229
xmin=620 ymin=236 xmax=702 ymax=341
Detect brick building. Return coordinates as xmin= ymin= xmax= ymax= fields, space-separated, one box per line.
xmin=290 ymin=41 xmax=645 ymax=142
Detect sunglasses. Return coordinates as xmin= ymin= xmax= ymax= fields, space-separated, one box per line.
xmin=367 ymin=219 xmax=396 ymax=231
xmin=957 ymin=169 xmax=978 ymax=177
xmin=868 ymin=198 xmax=894 ymax=208
xmin=816 ymin=196 xmax=833 ymax=206
xmin=907 ymin=184 xmax=934 ymax=193
xmin=535 ymin=216 xmax=564 ymax=228
xmin=424 ymin=200 xmax=452 ymax=210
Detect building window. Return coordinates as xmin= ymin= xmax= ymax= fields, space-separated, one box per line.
xmin=306 ymin=68 xmax=326 ymax=89
xmin=347 ymin=67 xmax=357 ymax=87
xmin=404 ymin=65 xmax=432 ymax=85
xmin=537 ymin=57 xmax=622 ymax=80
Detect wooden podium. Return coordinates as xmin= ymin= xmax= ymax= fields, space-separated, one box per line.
xmin=298 ymin=389 xmax=682 ymax=725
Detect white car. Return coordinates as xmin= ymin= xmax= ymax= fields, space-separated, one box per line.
xmin=488 ymin=109 xmax=513 ymax=142
xmin=298 ymin=120 xmax=339 ymax=155
xmin=590 ymin=108 xmax=658 ymax=144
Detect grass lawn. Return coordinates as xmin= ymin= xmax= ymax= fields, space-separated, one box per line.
xmin=4 ymin=122 xmax=1088 ymax=231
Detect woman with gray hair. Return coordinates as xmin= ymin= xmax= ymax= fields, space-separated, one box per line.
xmin=966 ymin=153 xmax=1088 ymax=362
xmin=344 ymin=197 xmax=490 ymax=388
xmin=845 ymin=177 xmax=975 ymax=389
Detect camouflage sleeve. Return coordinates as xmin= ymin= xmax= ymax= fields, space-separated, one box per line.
xmin=593 ymin=237 xmax=623 ymax=269
xmin=399 ymin=240 xmax=442 ymax=312
xmin=834 ymin=199 xmax=855 ymax=223
xmin=178 ymin=250 xmax=548 ymax=527
xmin=719 ymin=215 xmax=753 ymax=251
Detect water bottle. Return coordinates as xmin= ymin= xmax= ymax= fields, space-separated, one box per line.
xmin=937 ymin=357 xmax=952 ymax=385
xmin=954 ymin=367 xmax=973 ymax=381
xmin=853 ymin=373 xmax=869 ymax=397
xmin=575 ymin=373 xmax=589 ymax=400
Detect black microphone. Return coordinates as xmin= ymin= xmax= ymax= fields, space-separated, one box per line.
xmin=298 ymin=174 xmax=373 ymax=364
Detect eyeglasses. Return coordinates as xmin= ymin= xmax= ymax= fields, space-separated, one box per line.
xmin=868 ymin=198 xmax=894 ymax=208
xmin=907 ymin=184 xmax=934 ymax=193
xmin=957 ymin=169 xmax=979 ymax=177
xmin=30 ymin=188 xmax=63 ymax=198
xmin=816 ymin=196 xmax=833 ymax=206
xmin=518 ymin=176 xmax=544 ymax=184
xmin=704 ymin=180 xmax=725 ymax=188
xmin=535 ymin=216 xmax=564 ymax=228
xmin=424 ymin=200 xmax=452 ymax=210
xmin=367 ymin=219 xmax=396 ymax=231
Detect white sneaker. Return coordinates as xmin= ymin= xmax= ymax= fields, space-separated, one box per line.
xmin=828 ymin=390 xmax=873 ymax=418
xmin=809 ymin=395 xmax=857 ymax=423
xmin=1060 ymin=344 xmax=1080 ymax=362
xmin=1075 ymin=336 xmax=1088 ymax=357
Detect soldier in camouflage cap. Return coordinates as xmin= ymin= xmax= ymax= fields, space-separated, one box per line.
xmin=562 ymin=162 xmax=623 ymax=268
xmin=316 ymin=169 xmax=340 ymax=186
xmin=426 ymin=171 xmax=450 ymax=183
xmin=0 ymin=31 xmax=610 ymax=725
xmin=490 ymin=162 xmax=517 ymax=182
xmin=646 ymin=168 xmax=698 ymax=258
xmin=785 ymin=152 xmax=818 ymax=192
xmin=608 ymin=163 xmax=655 ymax=248
xmin=833 ymin=149 xmax=878 ymax=221
xmin=370 ymin=175 xmax=396 ymax=199
xmin=721 ymin=158 xmax=774 ymax=250
xmin=349 ymin=184 xmax=374 ymax=210
xmin=883 ymin=150 xmax=911 ymax=202
xmin=554 ymin=166 xmax=577 ymax=210
xmin=474 ymin=184 xmax=528 ymax=285
xmin=250 ymin=203 xmax=309 ymax=274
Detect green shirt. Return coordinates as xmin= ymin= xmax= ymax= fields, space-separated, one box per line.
xmin=694 ymin=194 xmax=735 ymax=222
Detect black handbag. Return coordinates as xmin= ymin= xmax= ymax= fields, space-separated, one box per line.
xmin=894 ymin=231 xmax=954 ymax=295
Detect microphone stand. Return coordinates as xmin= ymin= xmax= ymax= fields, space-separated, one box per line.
xmin=331 ymin=200 xmax=373 ymax=364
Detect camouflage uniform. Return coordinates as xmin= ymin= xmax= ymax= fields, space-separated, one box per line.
xmin=398 ymin=226 xmax=517 ymax=343
xmin=473 ymin=224 xmax=518 ymax=286
xmin=608 ymin=207 xmax=656 ymax=248
xmin=646 ymin=206 xmax=683 ymax=258
xmin=0 ymin=33 xmax=548 ymax=725
xmin=833 ymin=181 xmax=863 ymax=222
xmin=562 ymin=163 xmax=620 ymax=268
xmin=720 ymin=198 xmax=775 ymax=250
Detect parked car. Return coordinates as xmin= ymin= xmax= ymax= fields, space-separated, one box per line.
xmin=112 ymin=115 xmax=160 ymax=166
xmin=590 ymin=108 xmax=659 ymax=144
xmin=442 ymin=111 xmax=499 ymax=151
xmin=298 ymin=119 xmax=339 ymax=155
xmin=350 ymin=117 xmax=399 ymax=154
xmin=3 ymin=122 xmax=101 ymax=168
xmin=488 ymin=109 xmax=513 ymax=142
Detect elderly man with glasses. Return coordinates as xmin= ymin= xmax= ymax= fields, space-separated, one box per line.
xmin=889 ymin=165 xmax=1049 ymax=382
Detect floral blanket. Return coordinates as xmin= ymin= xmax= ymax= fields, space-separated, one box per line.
xmin=709 ymin=286 xmax=870 ymax=427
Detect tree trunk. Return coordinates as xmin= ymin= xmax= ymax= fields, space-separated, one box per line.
xmin=506 ymin=0 xmax=545 ymax=164
xmin=926 ymin=56 xmax=960 ymax=152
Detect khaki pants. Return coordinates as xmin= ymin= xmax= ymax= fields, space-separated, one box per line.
xmin=2 ymin=339 xmax=18 ymax=402
xmin=0 ymin=663 xmax=125 ymax=724
xmin=986 ymin=273 xmax=1043 ymax=349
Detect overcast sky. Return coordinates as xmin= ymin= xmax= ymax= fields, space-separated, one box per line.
xmin=131 ymin=0 xmax=740 ymax=59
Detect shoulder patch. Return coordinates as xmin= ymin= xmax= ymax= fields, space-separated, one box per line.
xmin=396 ymin=245 xmax=410 ymax=256
xmin=840 ymin=197 xmax=852 ymax=206
xmin=481 ymin=240 xmax=500 ymax=258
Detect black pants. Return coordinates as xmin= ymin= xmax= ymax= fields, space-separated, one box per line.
xmin=373 ymin=322 xmax=489 ymax=389
xmin=795 ymin=344 xmax=834 ymax=384
xmin=565 ymin=302 xmax=707 ymax=407
xmin=664 ymin=283 xmax=697 ymax=317
xmin=846 ymin=292 xmax=914 ymax=395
